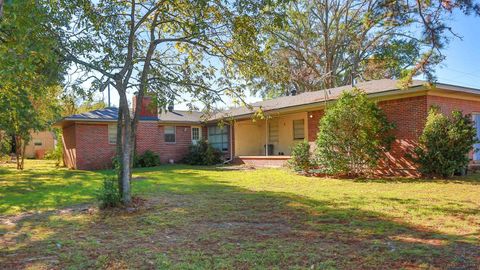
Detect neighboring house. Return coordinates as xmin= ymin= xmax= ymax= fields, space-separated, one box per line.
xmin=54 ymin=79 xmax=480 ymax=176
xmin=24 ymin=131 xmax=56 ymax=159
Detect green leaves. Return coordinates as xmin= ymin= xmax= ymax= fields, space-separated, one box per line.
xmin=0 ymin=0 xmax=62 ymax=155
xmin=315 ymin=89 xmax=395 ymax=176
xmin=410 ymin=107 xmax=478 ymax=178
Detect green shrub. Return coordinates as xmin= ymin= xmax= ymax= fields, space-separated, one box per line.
xmin=288 ymin=141 xmax=313 ymax=172
xmin=136 ymin=150 xmax=160 ymax=167
xmin=112 ymin=155 xmax=120 ymax=170
xmin=409 ymin=107 xmax=478 ymax=178
xmin=44 ymin=129 xmax=63 ymax=166
xmin=183 ymin=139 xmax=222 ymax=165
xmin=113 ymin=150 xmax=160 ymax=169
xmin=97 ymin=176 xmax=121 ymax=208
xmin=315 ymin=89 xmax=395 ymax=176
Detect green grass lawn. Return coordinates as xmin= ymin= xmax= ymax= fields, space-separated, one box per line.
xmin=1 ymin=160 xmax=479 ymax=269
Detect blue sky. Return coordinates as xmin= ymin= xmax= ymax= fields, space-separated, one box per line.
xmin=99 ymin=11 xmax=480 ymax=109
xmin=423 ymin=11 xmax=480 ymax=89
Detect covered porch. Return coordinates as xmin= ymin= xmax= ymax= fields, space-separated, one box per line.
xmin=233 ymin=111 xmax=309 ymax=166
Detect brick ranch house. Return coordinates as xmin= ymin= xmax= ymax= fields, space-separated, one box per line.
xmin=55 ymin=79 xmax=480 ymax=176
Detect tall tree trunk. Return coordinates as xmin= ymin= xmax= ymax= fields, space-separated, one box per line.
xmin=121 ymin=112 xmax=132 ymax=205
xmin=15 ymin=136 xmax=21 ymax=170
xmin=116 ymin=105 xmax=124 ymax=196
xmin=20 ymin=142 xmax=26 ymax=170
xmin=117 ymin=87 xmax=132 ymax=205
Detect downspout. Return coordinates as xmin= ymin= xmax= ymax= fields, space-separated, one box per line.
xmin=223 ymin=122 xmax=234 ymax=164
xmin=265 ymin=118 xmax=269 ymax=156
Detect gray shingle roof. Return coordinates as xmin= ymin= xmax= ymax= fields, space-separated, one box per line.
xmin=57 ymin=79 xmax=480 ymax=125
xmin=209 ymin=79 xmax=427 ymax=120
xmin=60 ymin=107 xmax=203 ymax=124
xmin=158 ymin=110 xmax=203 ymax=123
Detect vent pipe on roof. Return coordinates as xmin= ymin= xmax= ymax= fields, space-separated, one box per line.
xmin=167 ymin=101 xmax=174 ymax=112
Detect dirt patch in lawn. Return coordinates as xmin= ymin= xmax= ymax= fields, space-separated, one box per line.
xmin=2 ymin=185 xmax=479 ymax=269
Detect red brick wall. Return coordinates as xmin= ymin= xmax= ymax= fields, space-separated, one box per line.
xmin=306 ymin=95 xmax=480 ymax=176
xmin=75 ymin=123 xmax=117 ymax=170
xmin=62 ymin=124 xmax=77 ymax=169
xmin=157 ymin=125 xmax=192 ymax=163
xmin=427 ymin=95 xmax=480 ymax=115
xmin=69 ymin=122 xmax=196 ymax=170
xmin=132 ymin=95 xmax=157 ymax=118
xmin=68 ymin=94 xmax=480 ymax=172
xmin=136 ymin=122 xmax=161 ymax=156
xmin=377 ymin=96 xmax=428 ymax=176
xmin=307 ymin=110 xmax=324 ymax=142
xmin=427 ymin=95 xmax=480 ymax=161
xmin=307 ymin=96 xmax=429 ymax=176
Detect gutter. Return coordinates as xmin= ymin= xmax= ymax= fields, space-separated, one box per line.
xmin=206 ymin=85 xmax=429 ymax=122
xmin=221 ymin=123 xmax=234 ymax=165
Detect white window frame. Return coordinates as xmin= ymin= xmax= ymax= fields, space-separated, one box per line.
xmin=108 ymin=124 xmax=117 ymax=144
xmin=472 ymin=113 xmax=480 ymax=161
xmin=164 ymin=126 xmax=176 ymax=143
xmin=191 ymin=126 xmax=201 ymax=143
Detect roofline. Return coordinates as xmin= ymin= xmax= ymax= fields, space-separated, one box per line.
xmin=206 ymin=82 xmax=480 ymax=122
xmin=53 ymin=118 xmax=162 ymax=128
xmin=158 ymin=121 xmax=203 ymax=125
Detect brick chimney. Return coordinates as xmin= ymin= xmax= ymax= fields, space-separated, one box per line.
xmin=132 ymin=93 xmax=157 ymax=118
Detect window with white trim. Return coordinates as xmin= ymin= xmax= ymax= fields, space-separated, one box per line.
xmin=164 ymin=126 xmax=176 ymax=143
xmin=293 ymin=119 xmax=305 ymax=140
xmin=108 ymin=124 xmax=117 ymax=144
xmin=208 ymin=125 xmax=229 ymax=152
xmin=473 ymin=114 xmax=480 ymax=161
xmin=192 ymin=127 xmax=200 ymax=141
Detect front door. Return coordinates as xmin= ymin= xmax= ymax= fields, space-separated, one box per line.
xmin=474 ymin=114 xmax=480 ymax=161
xmin=191 ymin=126 xmax=201 ymax=144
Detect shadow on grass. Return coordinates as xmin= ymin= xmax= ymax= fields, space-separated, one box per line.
xmin=352 ymin=174 xmax=480 ymax=185
xmin=0 ymin=166 xmax=112 ymax=214
xmin=1 ymin=165 xmax=479 ymax=269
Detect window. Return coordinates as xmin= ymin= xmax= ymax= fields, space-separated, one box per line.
xmin=33 ymin=139 xmax=42 ymax=146
xmin=108 ymin=124 xmax=117 ymax=144
xmin=208 ymin=125 xmax=229 ymax=152
xmin=473 ymin=114 xmax=480 ymax=160
xmin=293 ymin=119 xmax=305 ymax=140
xmin=164 ymin=126 xmax=176 ymax=143
xmin=192 ymin=127 xmax=200 ymax=141
xmin=268 ymin=120 xmax=279 ymax=143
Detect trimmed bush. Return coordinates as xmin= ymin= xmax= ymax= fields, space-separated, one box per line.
xmin=112 ymin=150 xmax=160 ymax=169
xmin=409 ymin=107 xmax=478 ymax=178
xmin=136 ymin=150 xmax=160 ymax=167
xmin=315 ymin=89 xmax=395 ymax=176
xmin=288 ymin=141 xmax=313 ymax=172
xmin=183 ymin=139 xmax=222 ymax=165
xmin=97 ymin=176 xmax=121 ymax=208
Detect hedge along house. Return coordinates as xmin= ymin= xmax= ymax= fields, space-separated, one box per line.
xmin=55 ymin=79 xmax=480 ymax=176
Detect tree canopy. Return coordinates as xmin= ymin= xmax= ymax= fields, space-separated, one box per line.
xmin=0 ymin=0 xmax=63 ymax=169
xmin=49 ymin=0 xmax=283 ymax=203
xmin=252 ymin=0 xmax=480 ymax=98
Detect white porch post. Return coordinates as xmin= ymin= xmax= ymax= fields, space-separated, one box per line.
xmin=265 ymin=118 xmax=269 ymax=156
